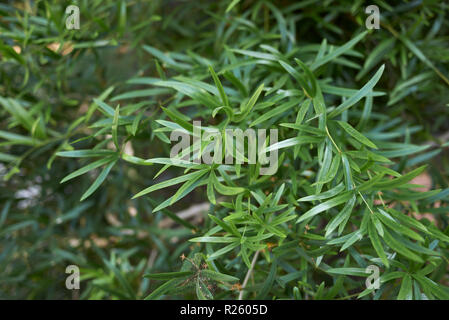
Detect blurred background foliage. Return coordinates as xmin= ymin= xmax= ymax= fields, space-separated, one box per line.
xmin=0 ymin=0 xmax=448 ymax=299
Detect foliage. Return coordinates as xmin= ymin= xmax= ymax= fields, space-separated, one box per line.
xmin=1 ymin=0 xmax=449 ymax=300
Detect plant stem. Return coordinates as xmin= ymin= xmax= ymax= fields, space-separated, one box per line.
xmin=238 ymin=250 xmax=260 ymax=300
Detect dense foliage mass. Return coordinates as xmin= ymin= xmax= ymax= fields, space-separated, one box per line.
xmin=1 ymin=0 xmax=449 ymax=300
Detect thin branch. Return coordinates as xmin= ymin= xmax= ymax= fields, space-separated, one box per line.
xmin=238 ymin=250 xmax=260 ymax=300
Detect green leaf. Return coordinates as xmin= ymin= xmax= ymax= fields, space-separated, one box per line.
xmin=279 ymin=60 xmax=314 ymax=98
xmin=250 ymin=99 xmax=298 ymax=127
xmin=374 ymin=165 xmax=427 ymax=190
xmin=207 ymin=242 xmax=240 ymax=260
xmin=255 ymin=259 xmax=277 ymax=299
xmin=93 ymin=98 xmax=115 ymax=117
xmin=201 ymin=270 xmax=239 ymax=283
xmin=103 ymin=259 xmax=136 ymax=299
xmin=325 ymin=195 xmax=356 ymax=238
xmin=368 ymin=217 xmax=389 ymax=268
xmin=132 ymin=170 xmax=207 ymax=199
xmin=0 ymin=97 xmax=35 ymax=132
xmin=382 ymin=229 xmax=423 ymax=263
xmin=337 ymin=121 xmax=377 ymax=149
xmin=397 ymin=274 xmax=413 ymax=300
xmin=144 ymin=279 xmax=180 ymax=300
xmin=209 ymin=65 xmax=229 ymax=107
xmin=265 ymin=136 xmax=322 ymax=152
xmin=310 ymin=31 xmax=368 ymax=70
xmin=298 ymin=182 xmax=345 ymax=202
xmin=190 ymin=236 xmax=237 ymax=243
xmin=196 ymin=277 xmax=213 ymax=300
xmin=208 ymin=214 xmax=239 ymax=237
xmin=56 ymin=150 xmax=117 ymax=158
xmin=161 ymin=106 xmax=193 ymax=132
xmin=170 ymin=170 xmax=208 ymax=204
xmin=226 ymin=0 xmax=241 ymax=12
xmin=112 ymin=105 xmax=120 ymax=150
xmin=296 ymin=191 xmax=353 ymax=224
xmin=326 ymin=267 xmax=369 ymax=277
xmin=144 ymin=271 xmax=193 ymax=280
xmin=329 ymin=65 xmax=385 ymax=118
xmin=234 ymin=83 xmax=264 ymax=122
xmin=375 ymin=210 xmax=424 ymax=242
xmin=210 ymin=170 xmax=245 ymax=196
xmin=412 ymin=274 xmax=449 ymax=299
xmin=80 ymin=159 xmax=116 ymax=201
xmin=60 ymin=155 xmax=118 ymax=184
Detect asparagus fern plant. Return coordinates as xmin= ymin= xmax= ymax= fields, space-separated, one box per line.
xmin=1 ymin=0 xmax=448 ymax=300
